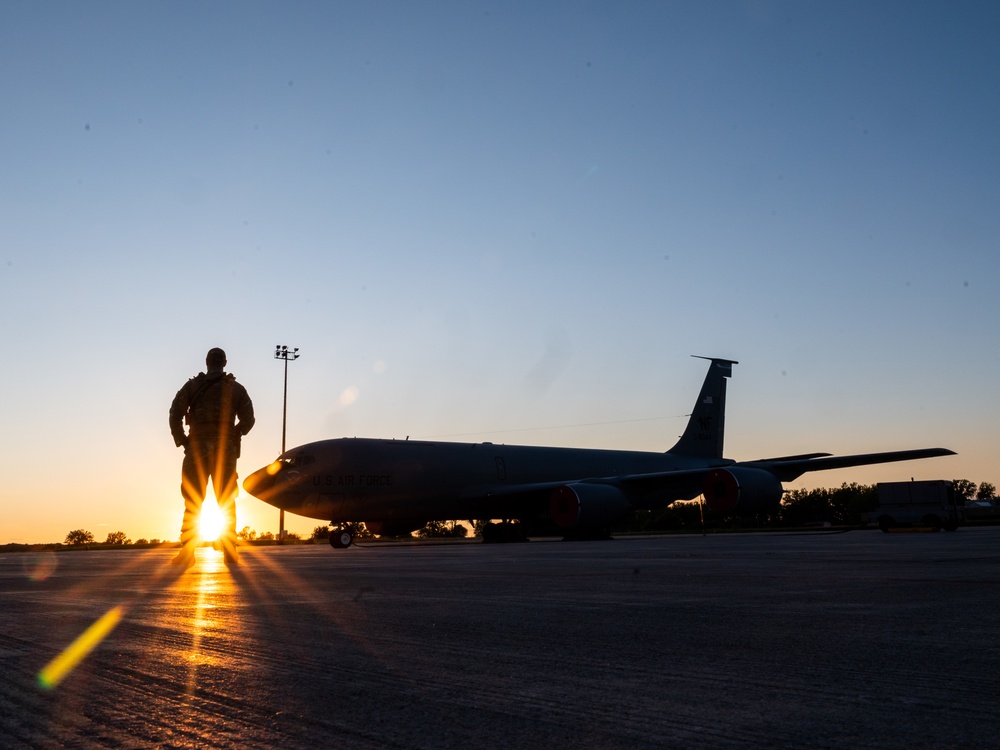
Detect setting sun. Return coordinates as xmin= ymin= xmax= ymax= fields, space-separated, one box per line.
xmin=199 ymin=500 xmax=224 ymax=542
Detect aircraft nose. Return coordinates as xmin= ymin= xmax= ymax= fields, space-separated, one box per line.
xmin=243 ymin=464 xmax=276 ymax=500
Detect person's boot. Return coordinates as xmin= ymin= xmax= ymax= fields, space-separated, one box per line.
xmin=221 ymin=535 xmax=239 ymax=566
xmin=171 ymin=545 xmax=195 ymax=568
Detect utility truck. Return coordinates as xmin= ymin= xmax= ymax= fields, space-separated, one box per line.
xmin=873 ymin=480 xmax=962 ymax=532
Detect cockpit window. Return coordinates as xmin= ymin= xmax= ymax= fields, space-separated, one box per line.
xmin=281 ymin=454 xmax=315 ymax=466
xmin=266 ymin=453 xmax=315 ymax=476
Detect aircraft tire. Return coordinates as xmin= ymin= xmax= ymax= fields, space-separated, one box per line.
xmin=330 ymin=528 xmax=354 ymax=549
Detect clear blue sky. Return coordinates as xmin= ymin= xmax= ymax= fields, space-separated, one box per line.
xmin=2 ymin=1 xmax=996 ymax=543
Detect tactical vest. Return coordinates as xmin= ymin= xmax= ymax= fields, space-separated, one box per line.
xmin=185 ymin=373 xmax=238 ymax=439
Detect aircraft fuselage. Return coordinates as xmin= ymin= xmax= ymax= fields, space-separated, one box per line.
xmin=243 ymin=437 xmax=728 ymax=525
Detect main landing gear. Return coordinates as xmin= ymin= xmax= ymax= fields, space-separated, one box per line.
xmin=329 ymin=525 xmax=354 ymax=549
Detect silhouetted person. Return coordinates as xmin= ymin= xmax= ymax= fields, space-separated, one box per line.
xmin=169 ymin=348 xmax=254 ymax=566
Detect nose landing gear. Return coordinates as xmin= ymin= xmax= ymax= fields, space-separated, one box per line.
xmin=329 ymin=525 xmax=354 ymax=549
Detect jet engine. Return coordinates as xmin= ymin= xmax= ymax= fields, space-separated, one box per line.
xmin=702 ymin=467 xmax=784 ymax=515
xmin=550 ymin=484 xmax=629 ymax=529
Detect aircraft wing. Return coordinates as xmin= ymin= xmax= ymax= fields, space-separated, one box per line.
xmin=739 ymin=447 xmax=957 ymax=482
xmin=459 ymin=447 xmax=956 ymax=513
xmin=461 ymin=467 xmax=726 ymax=511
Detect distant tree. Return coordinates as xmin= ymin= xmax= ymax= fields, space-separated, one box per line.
xmin=780 ymin=487 xmax=831 ymax=526
xmin=829 ymin=483 xmax=877 ymax=525
xmin=416 ymin=520 xmax=469 ymax=539
xmin=65 ymin=529 xmax=94 ymax=546
xmin=952 ymin=479 xmax=977 ymax=502
xmin=104 ymin=531 xmax=130 ymax=546
xmin=283 ymin=530 xmax=302 ymax=540
xmin=258 ymin=531 xmax=275 ymax=541
xmin=775 ymin=483 xmax=877 ymax=526
xmin=149 ymin=539 xmax=161 ymax=545
xmin=135 ymin=538 xmax=149 ymax=545
xmin=977 ymin=482 xmax=997 ymax=501
xmin=312 ymin=523 xmax=374 ymax=541
xmin=237 ymin=526 xmax=257 ymax=541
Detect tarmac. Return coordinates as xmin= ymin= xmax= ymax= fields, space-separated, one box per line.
xmin=3 ymin=528 xmax=1000 ymax=749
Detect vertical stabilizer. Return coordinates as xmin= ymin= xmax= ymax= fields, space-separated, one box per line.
xmin=668 ymin=357 xmax=737 ymax=459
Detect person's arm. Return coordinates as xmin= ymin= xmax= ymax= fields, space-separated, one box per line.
xmin=235 ymin=381 xmax=255 ymax=436
xmin=169 ymin=382 xmax=191 ymax=447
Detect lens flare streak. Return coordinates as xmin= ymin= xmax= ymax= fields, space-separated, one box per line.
xmin=37 ymin=605 xmax=125 ymax=690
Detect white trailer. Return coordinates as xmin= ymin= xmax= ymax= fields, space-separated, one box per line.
xmin=873 ymin=480 xmax=963 ymax=532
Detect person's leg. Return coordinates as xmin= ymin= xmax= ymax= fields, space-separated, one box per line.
xmin=174 ymin=444 xmax=208 ymax=565
xmin=215 ymin=445 xmax=240 ymax=564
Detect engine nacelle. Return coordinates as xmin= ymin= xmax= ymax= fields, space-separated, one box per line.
xmin=550 ymin=484 xmax=629 ymax=529
xmin=702 ymin=467 xmax=784 ymax=515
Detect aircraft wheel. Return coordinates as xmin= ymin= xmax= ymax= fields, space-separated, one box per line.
xmin=330 ymin=527 xmax=353 ymax=549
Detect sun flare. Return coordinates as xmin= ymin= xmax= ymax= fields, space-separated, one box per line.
xmin=199 ymin=500 xmax=224 ymax=543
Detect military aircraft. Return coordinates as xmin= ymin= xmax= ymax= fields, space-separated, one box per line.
xmin=243 ymin=357 xmax=954 ymax=548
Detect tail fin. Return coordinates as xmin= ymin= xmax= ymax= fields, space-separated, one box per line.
xmin=668 ymin=357 xmax=737 ymax=459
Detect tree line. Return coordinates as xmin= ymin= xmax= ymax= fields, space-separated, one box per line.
xmin=626 ymin=479 xmax=997 ymax=532
xmin=64 ymin=530 xmax=141 ymax=546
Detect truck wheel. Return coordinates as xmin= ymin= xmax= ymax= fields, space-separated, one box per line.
xmin=878 ymin=517 xmax=893 ymax=533
xmin=942 ymin=519 xmax=959 ymax=532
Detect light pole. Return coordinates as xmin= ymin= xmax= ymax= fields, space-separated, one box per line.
xmin=274 ymin=344 xmax=300 ymax=539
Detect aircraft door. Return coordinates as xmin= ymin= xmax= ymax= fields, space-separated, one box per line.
xmin=495 ymin=457 xmax=506 ymax=481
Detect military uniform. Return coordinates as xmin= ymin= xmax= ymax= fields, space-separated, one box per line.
xmin=169 ymin=351 xmax=254 ymax=565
